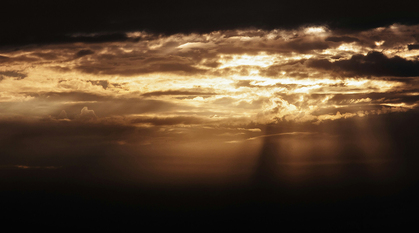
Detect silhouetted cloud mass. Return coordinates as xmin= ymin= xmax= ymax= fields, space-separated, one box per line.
xmin=307 ymin=51 xmax=419 ymax=77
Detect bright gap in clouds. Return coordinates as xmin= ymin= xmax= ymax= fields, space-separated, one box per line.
xmin=218 ymin=53 xmax=276 ymax=68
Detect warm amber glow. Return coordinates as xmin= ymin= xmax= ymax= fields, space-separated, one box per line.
xmin=0 ymin=24 xmax=418 ymax=140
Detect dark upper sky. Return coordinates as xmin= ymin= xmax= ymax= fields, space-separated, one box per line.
xmin=2 ymin=0 xmax=419 ymax=46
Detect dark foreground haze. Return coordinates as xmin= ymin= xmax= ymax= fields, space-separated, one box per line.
xmin=1 ymin=110 xmax=419 ymax=231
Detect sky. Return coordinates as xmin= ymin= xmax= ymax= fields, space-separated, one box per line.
xmin=2 ymin=1 xmax=419 ymax=231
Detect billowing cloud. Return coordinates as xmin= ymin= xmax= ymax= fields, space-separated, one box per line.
xmin=77 ymin=107 xmax=97 ymax=120
xmin=0 ymin=25 xmax=418 ymax=130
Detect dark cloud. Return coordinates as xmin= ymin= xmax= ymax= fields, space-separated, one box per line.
xmin=327 ymin=92 xmax=419 ymax=105
xmin=88 ymin=80 xmax=110 ymax=89
xmin=131 ymin=116 xmax=206 ymax=126
xmin=31 ymin=51 xmax=60 ymax=60
xmin=307 ymin=51 xmax=419 ymax=77
xmin=142 ymin=90 xmax=217 ymax=97
xmin=325 ymin=36 xmax=360 ymax=43
xmin=259 ymin=61 xmax=307 ymax=77
xmin=25 ymin=91 xmax=108 ymax=102
xmin=209 ymin=37 xmax=332 ymax=55
xmin=75 ymin=55 xmax=206 ymax=76
xmin=234 ymin=80 xmax=306 ymax=91
xmin=75 ymin=49 xmax=95 ymax=58
xmin=0 ymin=70 xmax=27 ymax=80
xmin=284 ymin=39 xmax=330 ymax=53
xmin=408 ymin=44 xmax=419 ymax=50
xmin=0 ymin=54 xmax=39 ymax=64
xmin=235 ymin=80 xmax=253 ymax=88
xmin=13 ymin=92 xmax=185 ymax=118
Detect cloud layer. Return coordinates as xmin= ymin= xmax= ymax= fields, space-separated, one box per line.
xmin=0 ymin=24 xmax=419 ymax=184
xmin=1 ymin=24 xmax=418 ymax=126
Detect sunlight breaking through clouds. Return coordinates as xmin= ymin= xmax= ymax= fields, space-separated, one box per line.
xmin=0 ymin=24 xmax=418 ymax=132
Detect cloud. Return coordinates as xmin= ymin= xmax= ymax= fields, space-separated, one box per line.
xmin=75 ymin=49 xmax=95 ymax=58
xmin=325 ymin=36 xmax=360 ymax=43
xmin=142 ymin=90 xmax=217 ymax=97
xmin=283 ymin=39 xmax=330 ymax=53
xmin=1 ymin=25 xmax=416 ymax=81
xmin=77 ymin=107 xmax=97 ymax=120
xmin=88 ymin=80 xmax=110 ymax=89
xmin=247 ymin=131 xmax=315 ymax=140
xmin=307 ymin=51 xmax=419 ymax=77
xmin=131 ymin=116 xmax=207 ymax=126
xmin=0 ymin=70 xmax=27 ymax=80
xmin=25 ymin=91 xmax=108 ymax=102
xmin=15 ymin=91 xmax=187 ymax=118
xmin=75 ymin=56 xmax=206 ymax=76
xmin=0 ymin=26 xmax=419 ymax=130
xmin=408 ymin=44 xmax=419 ymax=50
xmin=58 ymin=110 xmax=68 ymax=119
